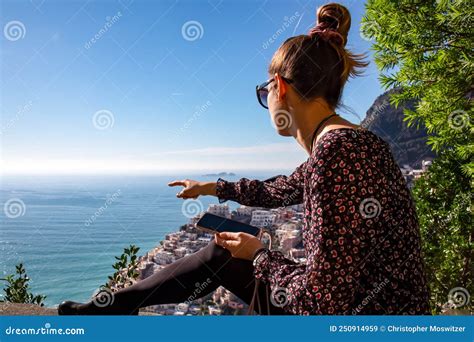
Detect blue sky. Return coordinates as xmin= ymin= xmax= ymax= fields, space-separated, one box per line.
xmin=1 ymin=0 xmax=382 ymax=175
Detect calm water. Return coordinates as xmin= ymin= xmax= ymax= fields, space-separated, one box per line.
xmin=0 ymin=174 xmax=272 ymax=307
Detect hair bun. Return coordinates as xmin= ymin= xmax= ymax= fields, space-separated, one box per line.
xmin=309 ymin=2 xmax=351 ymax=46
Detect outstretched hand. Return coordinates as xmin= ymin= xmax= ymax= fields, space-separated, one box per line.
xmin=168 ymin=179 xmax=217 ymax=200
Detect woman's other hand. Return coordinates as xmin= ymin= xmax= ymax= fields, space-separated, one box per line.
xmin=214 ymin=232 xmax=264 ymax=261
xmin=168 ymin=179 xmax=216 ymax=199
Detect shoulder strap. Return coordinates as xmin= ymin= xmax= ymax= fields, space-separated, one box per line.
xmin=247 ymin=278 xmax=261 ymax=315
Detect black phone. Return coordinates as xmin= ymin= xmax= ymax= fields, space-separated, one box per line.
xmin=196 ymin=213 xmax=261 ymax=237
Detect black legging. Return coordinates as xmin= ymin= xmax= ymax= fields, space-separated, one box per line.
xmin=80 ymin=239 xmax=287 ymax=315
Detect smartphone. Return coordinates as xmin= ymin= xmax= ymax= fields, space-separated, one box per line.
xmin=196 ymin=213 xmax=261 ymax=237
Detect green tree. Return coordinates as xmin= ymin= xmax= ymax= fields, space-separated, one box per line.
xmin=362 ymin=0 xmax=473 ymax=313
xmin=0 ymin=263 xmax=46 ymax=306
xmin=412 ymin=150 xmax=472 ymax=313
xmin=103 ymin=244 xmax=141 ymax=290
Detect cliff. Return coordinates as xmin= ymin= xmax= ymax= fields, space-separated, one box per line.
xmin=361 ymin=88 xmax=436 ymax=168
xmin=0 ymin=302 xmax=468 ymax=316
xmin=0 ymin=302 xmax=58 ymax=315
xmin=0 ymin=302 xmax=155 ymax=316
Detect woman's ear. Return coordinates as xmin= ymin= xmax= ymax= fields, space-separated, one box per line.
xmin=274 ymin=73 xmax=287 ymax=102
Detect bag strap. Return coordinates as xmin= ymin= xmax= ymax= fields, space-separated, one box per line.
xmin=247 ymin=278 xmax=260 ymax=315
xmin=247 ymin=228 xmax=273 ymax=315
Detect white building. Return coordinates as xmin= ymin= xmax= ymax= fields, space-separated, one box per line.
xmin=275 ymin=221 xmax=302 ymax=253
xmin=207 ymin=204 xmax=230 ymax=218
xmin=208 ymin=305 xmax=222 ymax=315
xmin=289 ymin=248 xmax=306 ymax=264
xmin=422 ymin=159 xmax=432 ymax=172
xmin=281 ymin=233 xmax=301 ymax=252
xmin=153 ymin=251 xmax=175 ymax=265
xmin=275 ymin=221 xmax=301 ymax=236
xmin=289 ymin=248 xmax=305 ymax=259
xmin=198 ymin=235 xmax=212 ymax=243
xmin=235 ymin=205 xmax=256 ymax=216
xmin=174 ymin=246 xmax=188 ymax=258
xmin=250 ymin=210 xmax=276 ymax=228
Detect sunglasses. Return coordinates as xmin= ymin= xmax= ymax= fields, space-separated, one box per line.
xmin=255 ymin=76 xmax=294 ymax=109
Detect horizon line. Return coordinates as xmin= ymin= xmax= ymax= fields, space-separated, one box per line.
xmin=0 ymin=169 xmax=293 ymax=177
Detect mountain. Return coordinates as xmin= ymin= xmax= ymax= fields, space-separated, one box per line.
xmin=202 ymin=172 xmax=236 ymax=177
xmin=361 ymin=88 xmax=436 ymax=169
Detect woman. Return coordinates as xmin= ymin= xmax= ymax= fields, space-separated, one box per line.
xmin=59 ymin=3 xmax=430 ymax=315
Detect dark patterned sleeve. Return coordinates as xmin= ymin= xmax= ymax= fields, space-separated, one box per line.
xmin=215 ymin=160 xmax=307 ymax=208
xmin=253 ymin=133 xmax=368 ymax=315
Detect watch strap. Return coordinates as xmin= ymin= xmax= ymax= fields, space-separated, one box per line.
xmin=252 ymin=248 xmax=269 ymax=267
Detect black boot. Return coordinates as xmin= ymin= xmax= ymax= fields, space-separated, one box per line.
xmin=57 ymin=301 xmax=88 ymax=315
xmin=57 ymin=300 xmax=139 ymax=315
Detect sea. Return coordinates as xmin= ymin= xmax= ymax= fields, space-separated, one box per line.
xmin=0 ymin=173 xmax=274 ymax=308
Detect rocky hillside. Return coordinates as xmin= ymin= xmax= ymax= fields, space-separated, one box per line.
xmin=0 ymin=302 xmax=58 ymax=315
xmin=0 ymin=302 xmax=154 ymax=315
xmin=361 ymin=88 xmax=436 ymax=168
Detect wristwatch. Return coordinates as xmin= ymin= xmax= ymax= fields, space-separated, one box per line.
xmin=252 ymin=248 xmax=270 ymax=268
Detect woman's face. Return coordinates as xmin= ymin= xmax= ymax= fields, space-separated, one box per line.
xmin=267 ymin=76 xmax=293 ymax=137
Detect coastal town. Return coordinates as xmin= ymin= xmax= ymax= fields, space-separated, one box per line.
xmin=134 ymin=201 xmax=305 ymax=316
xmin=125 ymin=160 xmax=432 ymax=315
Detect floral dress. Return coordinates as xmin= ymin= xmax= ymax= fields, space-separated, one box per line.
xmin=215 ymin=127 xmax=431 ymax=315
